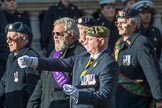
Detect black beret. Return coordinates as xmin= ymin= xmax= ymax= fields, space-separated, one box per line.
xmin=116 ymin=8 xmax=138 ymax=19
xmin=5 ymin=22 xmax=32 ymax=39
xmin=86 ymin=26 xmax=110 ymax=38
xmin=76 ymin=16 xmax=98 ymax=27
xmin=132 ymin=0 xmax=153 ymax=13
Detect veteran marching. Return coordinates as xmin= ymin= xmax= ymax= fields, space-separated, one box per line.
xmin=114 ymin=7 xmax=162 ymax=108
xmin=17 ymin=26 xmax=120 ymax=108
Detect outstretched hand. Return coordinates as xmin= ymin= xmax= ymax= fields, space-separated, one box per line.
xmin=17 ymin=55 xmax=38 ymax=68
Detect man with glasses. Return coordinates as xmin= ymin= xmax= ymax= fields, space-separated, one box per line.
xmin=0 ymin=22 xmax=40 ymax=108
xmin=27 ymin=17 xmax=85 ymax=108
xmin=0 ymin=0 xmax=32 ymax=81
xmin=114 ymin=8 xmax=162 ymax=108
xmin=40 ymin=0 xmax=82 ymax=57
xmin=17 ymin=26 xmax=119 ymax=108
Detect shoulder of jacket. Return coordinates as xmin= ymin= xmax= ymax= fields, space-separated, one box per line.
xmin=151 ymin=26 xmax=161 ymax=33
xmin=25 ymin=48 xmax=40 ymax=57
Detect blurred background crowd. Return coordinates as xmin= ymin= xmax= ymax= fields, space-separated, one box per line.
xmin=0 ymin=0 xmax=161 ymax=56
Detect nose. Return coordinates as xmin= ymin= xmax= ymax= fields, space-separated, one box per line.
xmin=6 ymin=37 xmax=12 ymax=43
xmin=84 ymin=39 xmax=88 ymax=45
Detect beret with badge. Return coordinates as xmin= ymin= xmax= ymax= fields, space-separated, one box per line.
xmin=116 ymin=8 xmax=138 ymax=19
xmin=132 ymin=0 xmax=153 ymax=13
xmin=86 ymin=26 xmax=110 ymax=38
xmin=76 ymin=16 xmax=98 ymax=27
xmin=5 ymin=22 xmax=32 ymax=40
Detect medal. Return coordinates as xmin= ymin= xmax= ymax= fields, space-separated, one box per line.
xmin=80 ymin=74 xmax=97 ymax=85
xmin=14 ymin=71 xmax=19 ymax=82
xmin=123 ymin=55 xmax=131 ymax=66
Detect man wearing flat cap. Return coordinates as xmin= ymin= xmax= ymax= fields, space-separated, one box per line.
xmin=132 ymin=0 xmax=162 ymax=63
xmin=0 ymin=22 xmax=40 ymax=108
xmin=17 ymin=26 xmax=120 ymax=108
xmin=95 ymin=0 xmax=120 ymax=52
xmin=76 ymin=16 xmax=98 ymax=46
xmin=114 ymin=8 xmax=162 ymax=108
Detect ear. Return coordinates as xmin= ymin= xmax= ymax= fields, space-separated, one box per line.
xmin=20 ymin=35 xmax=25 ymax=40
xmin=98 ymin=38 xmax=104 ymax=46
xmin=20 ymin=34 xmax=28 ymax=41
xmin=68 ymin=32 xmax=74 ymax=39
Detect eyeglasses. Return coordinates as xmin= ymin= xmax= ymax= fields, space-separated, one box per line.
xmin=52 ymin=31 xmax=66 ymax=36
xmin=115 ymin=21 xmax=127 ymax=26
xmin=6 ymin=34 xmax=19 ymax=42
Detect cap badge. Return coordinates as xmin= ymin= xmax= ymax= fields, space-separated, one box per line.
xmin=78 ymin=18 xmax=82 ymax=23
xmin=118 ymin=10 xmax=125 ymax=17
xmin=14 ymin=71 xmax=19 ymax=82
xmin=143 ymin=3 xmax=148 ymax=9
xmin=9 ymin=24 xmax=13 ymax=30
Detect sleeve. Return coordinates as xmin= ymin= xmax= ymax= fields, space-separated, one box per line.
xmin=27 ymin=72 xmax=44 ymax=108
xmin=36 ymin=56 xmax=75 ymax=72
xmin=0 ymin=72 xmax=6 ymax=97
xmin=26 ymin=67 xmax=40 ymax=98
xmin=0 ymin=71 xmax=6 ymax=107
xmin=137 ymin=39 xmax=162 ymax=101
xmin=156 ymin=30 xmax=162 ymax=60
xmin=77 ymin=61 xmax=119 ymax=105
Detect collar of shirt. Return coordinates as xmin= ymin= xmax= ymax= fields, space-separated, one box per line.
xmin=90 ymin=48 xmax=107 ymax=59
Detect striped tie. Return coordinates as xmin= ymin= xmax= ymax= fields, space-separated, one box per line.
xmin=80 ymin=57 xmax=95 ymax=77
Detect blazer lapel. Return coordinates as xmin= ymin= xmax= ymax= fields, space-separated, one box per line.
xmin=86 ymin=49 xmax=110 ymax=74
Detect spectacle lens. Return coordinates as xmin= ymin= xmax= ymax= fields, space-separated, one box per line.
xmin=52 ymin=32 xmax=66 ymax=36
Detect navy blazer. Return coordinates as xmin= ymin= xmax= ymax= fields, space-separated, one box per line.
xmin=37 ymin=48 xmax=119 ymax=108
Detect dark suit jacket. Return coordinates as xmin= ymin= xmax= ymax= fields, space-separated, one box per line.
xmin=0 ymin=46 xmax=40 ymax=108
xmin=115 ymin=33 xmax=162 ymax=108
xmin=36 ymin=48 xmax=119 ymax=108
xmin=27 ymin=41 xmax=85 ymax=108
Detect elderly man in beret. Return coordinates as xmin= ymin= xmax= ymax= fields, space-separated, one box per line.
xmin=0 ymin=22 xmax=40 ymax=108
xmin=76 ymin=16 xmax=98 ymax=47
xmin=114 ymin=8 xmax=162 ymax=108
xmin=17 ymin=26 xmax=119 ymax=108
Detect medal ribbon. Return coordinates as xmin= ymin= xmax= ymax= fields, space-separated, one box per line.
xmin=52 ymin=51 xmax=70 ymax=88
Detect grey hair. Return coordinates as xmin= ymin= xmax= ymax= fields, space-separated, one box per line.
xmin=53 ymin=17 xmax=79 ymax=39
xmin=129 ymin=16 xmax=140 ymax=29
